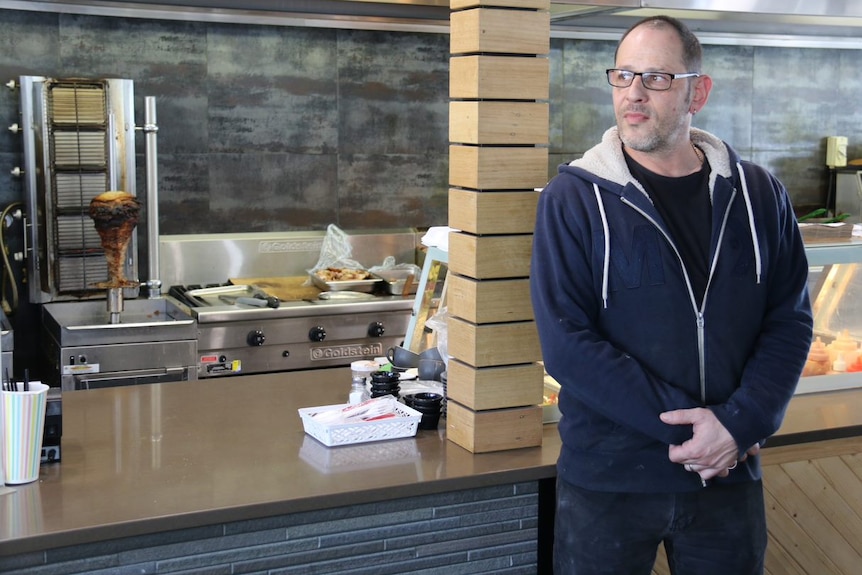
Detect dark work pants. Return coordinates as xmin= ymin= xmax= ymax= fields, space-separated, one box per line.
xmin=553 ymin=476 xmax=767 ymax=575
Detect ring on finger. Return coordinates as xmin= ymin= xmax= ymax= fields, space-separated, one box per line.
xmin=728 ymin=461 xmax=738 ymax=470
xmin=684 ymin=463 xmax=693 ymax=472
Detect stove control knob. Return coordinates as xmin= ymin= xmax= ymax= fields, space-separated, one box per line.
xmin=368 ymin=321 xmax=385 ymax=337
xmin=247 ymin=329 xmax=266 ymax=346
xmin=309 ymin=326 xmax=326 ymax=342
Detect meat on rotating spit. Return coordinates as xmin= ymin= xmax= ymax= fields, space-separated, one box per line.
xmin=89 ymin=190 xmax=141 ymax=288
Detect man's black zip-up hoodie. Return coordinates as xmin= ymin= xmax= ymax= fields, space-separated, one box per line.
xmin=530 ymin=127 xmax=813 ymax=493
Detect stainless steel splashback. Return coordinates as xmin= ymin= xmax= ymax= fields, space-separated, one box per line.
xmin=19 ymin=76 xmax=139 ymax=303
xmin=159 ymin=229 xmax=420 ymax=287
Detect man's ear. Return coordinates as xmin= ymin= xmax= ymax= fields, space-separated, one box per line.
xmin=691 ymin=74 xmax=713 ymax=114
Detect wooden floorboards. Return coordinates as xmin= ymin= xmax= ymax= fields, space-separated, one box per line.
xmin=651 ymin=436 xmax=862 ymax=575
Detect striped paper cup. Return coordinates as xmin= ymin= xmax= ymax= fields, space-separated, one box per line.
xmin=1 ymin=382 xmax=48 ymax=485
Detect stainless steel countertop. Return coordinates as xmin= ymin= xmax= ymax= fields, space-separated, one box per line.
xmin=0 ymin=370 xmax=859 ymax=556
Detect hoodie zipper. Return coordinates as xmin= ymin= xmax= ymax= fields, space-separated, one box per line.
xmin=620 ymin=190 xmax=737 ymax=404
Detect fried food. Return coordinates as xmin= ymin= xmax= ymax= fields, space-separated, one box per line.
xmin=315 ymin=268 xmax=370 ymax=282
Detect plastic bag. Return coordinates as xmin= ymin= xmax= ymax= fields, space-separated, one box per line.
xmin=307 ymin=224 xmax=365 ymax=276
xmin=399 ymin=380 xmax=445 ymax=397
xmin=368 ymin=256 xmax=421 ymax=278
xmin=424 ymin=306 xmax=449 ymax=369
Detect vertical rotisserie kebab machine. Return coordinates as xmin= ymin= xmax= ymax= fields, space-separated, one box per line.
xmin=16 ymin=76 xmax=196 ymax=390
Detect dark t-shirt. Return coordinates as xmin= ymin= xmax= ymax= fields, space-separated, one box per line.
xmin=624 ymin=150 xmax=712 ymax=307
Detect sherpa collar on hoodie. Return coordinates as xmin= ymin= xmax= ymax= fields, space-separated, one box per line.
xmin=569 ymin=126 xmax=733 ymax=197
xmin=564 ymin=126 xmax=761 ymax=309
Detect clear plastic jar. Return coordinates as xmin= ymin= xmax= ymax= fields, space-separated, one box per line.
xmin=349 ymin=375 xmax=369 ymax=404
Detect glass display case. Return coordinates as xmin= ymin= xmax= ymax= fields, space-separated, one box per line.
xmin=540 ymin=239 xmax=862 ymax=405
xmin=798 ymin=238 xmax=862 ymax=394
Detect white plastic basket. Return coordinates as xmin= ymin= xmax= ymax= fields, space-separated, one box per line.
xmin=298 ymin=402 xmax=422 ymax=447
xmin=299 ymin=436 xmax=419 ymax=472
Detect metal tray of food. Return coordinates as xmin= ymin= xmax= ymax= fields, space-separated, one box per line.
xmin=310 ymin=268 xmax=382 ymax=292
xmin=374 ymin=269 xmax=417 ymax=295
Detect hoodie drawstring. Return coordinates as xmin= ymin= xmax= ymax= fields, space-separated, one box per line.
xmin=736 ymin=162 xmax=763 ymax=284
xmin=593 ymin=163 xmax=763 ymax=311
xmin=593 ymin=183 xmax=610 ymax=309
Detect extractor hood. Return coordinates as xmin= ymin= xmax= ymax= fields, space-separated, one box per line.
xmin=3 ymin=0 xmax=862 ymax=47
xmin=0 ymin=0 xmax=452 ymax=32
xmin=550 ymin=1 xmax=862 ymax=47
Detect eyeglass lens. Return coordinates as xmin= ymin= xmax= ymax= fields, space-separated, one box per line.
xmin=607 ymin=70 xmax=674 ymax=91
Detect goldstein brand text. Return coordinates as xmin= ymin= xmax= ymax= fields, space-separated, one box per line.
xmin=258 ymin=240 xmax=323 ymax=254
xmin=311 ymin=343 xmax=384 ymax=361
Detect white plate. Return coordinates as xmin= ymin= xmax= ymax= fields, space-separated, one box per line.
xmin=399 ymin=368 xmax=418 ymax=381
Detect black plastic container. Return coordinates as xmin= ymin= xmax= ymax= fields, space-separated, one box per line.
xmin=403 ymin=392 xmax=443 ymax=430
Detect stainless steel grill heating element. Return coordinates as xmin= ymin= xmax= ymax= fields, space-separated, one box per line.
xmin=19 ymin=76 xmax=138 ymax=302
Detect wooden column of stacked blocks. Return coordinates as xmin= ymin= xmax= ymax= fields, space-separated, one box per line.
xmin=446 ymin=0 xmax=549 ymax=453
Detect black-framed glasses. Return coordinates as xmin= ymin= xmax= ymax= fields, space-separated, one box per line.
xmin=606 ymin=69 xmax=700 ymax=91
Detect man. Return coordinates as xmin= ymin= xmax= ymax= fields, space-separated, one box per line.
xmin=530 ymin=15 xmax=813 ymax=575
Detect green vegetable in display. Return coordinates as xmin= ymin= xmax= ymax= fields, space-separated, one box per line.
xmin=824 ymin=213 xmax=851 ymax=223
xmin=797 ymin=208 xmax=827 ymax=222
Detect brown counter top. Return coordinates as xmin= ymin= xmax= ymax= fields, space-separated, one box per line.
xmin=1 ymin=369 xmax=860 ymax=557
xmin=0 ymin=369 xmax=560 ymax=556
xmin=773 ymin=387 xmax=862 ymax=445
